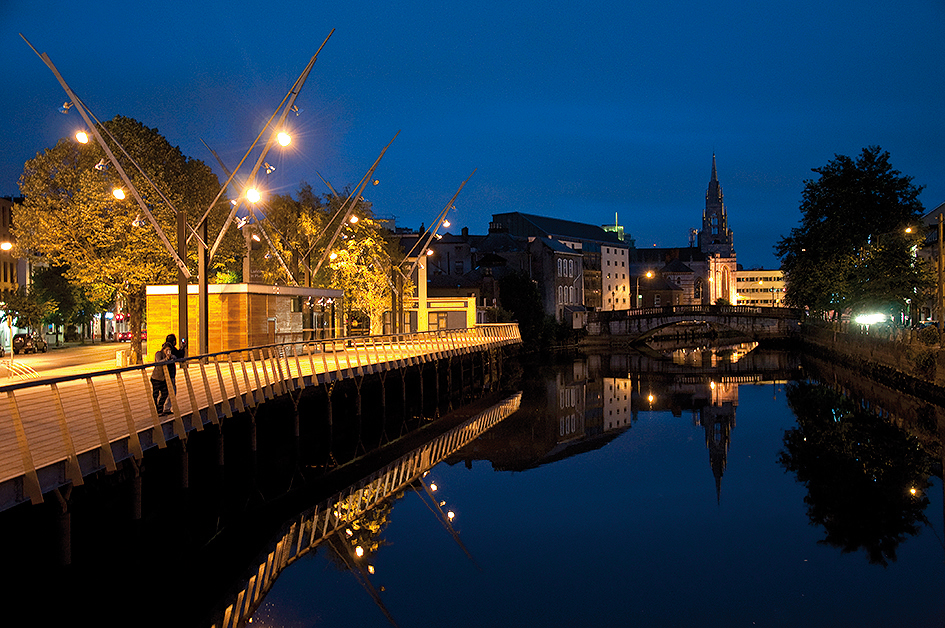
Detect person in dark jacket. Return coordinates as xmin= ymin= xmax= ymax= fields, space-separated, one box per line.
xmin=162 ymin=333 xmax=186 ymax=414
xmin=150 ymin=342 xmax=172 ymax=415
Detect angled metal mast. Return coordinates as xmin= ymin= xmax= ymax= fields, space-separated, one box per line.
xmin=21 ymin=33 xmax=191 ymax=278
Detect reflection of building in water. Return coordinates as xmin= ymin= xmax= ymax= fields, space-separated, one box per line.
xmin=603 ymin=377 xmax=634 ymax=431
xmin=671 ymin=342 xmax=759 ymax=367
xmin=697 ymin=380 xmax=738 ymax=502
xmin=556 ymin=360 xmax=587 ymax=443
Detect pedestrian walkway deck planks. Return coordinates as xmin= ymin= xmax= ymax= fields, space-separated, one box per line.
xmin=0 ymin=324 xmax=521 ymax=512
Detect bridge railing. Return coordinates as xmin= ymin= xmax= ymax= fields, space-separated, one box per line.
xmin=592 ymin=304 xmax=804 ymax=320
xmin=0 ymin=323 xmax=521 ymax=513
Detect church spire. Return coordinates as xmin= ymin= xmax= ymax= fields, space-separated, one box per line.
xmin=698 ymin=153 xmax=734 ymax=257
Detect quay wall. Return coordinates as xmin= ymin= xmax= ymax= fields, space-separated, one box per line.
xmin=800 ymin=324 xmax=945 ymax=406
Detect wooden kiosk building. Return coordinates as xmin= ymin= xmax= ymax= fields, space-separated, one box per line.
xmin=146 ymin=283 xmax=343 ymax=356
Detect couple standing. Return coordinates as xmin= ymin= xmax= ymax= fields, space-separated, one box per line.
xmin=150 ymin=333 xmax=186 ymax=416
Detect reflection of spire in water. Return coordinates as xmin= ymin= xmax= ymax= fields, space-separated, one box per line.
xmin=700 ymin=399 xmax=737 ymax=504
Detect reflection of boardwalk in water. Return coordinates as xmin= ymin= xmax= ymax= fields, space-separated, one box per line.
xmin=214 ymin=392 xmax=522 ymax=628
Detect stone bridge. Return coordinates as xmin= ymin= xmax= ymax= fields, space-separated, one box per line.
xmin=586 ymin=305 xmax=803 ymax=341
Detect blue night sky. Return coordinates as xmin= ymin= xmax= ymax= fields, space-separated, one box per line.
xmin=2 ymin=0 xmax=943 ymax=268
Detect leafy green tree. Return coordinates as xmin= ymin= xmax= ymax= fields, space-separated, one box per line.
xmin=499 ymin=270 xmax=556 ymax=348
xmin=0 ymin=285 xmax=57 ymax=335
xmin=251 ymin=184 xmax=404 ymax=334
xmin=16 ymin=115 xmax=242 ymax=362
xmin=776 ymin=146 xmax=931 ymax=319
xmin=328 ymin=215 xmax=399 ymax=335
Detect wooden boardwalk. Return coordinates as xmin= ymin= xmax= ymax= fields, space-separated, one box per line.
xmin=0 ymin=324 xmax=521 ymax=513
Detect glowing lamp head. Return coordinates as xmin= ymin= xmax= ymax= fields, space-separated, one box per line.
xmin=349 ymin=215 xmax=359 ymax=224
xmin=75 ymin=131 xmax=89 ymax=144
xmin=442 ymin=219 xmax=450 ymax=228
xmin=355 ymin=546 xmax=364 ymax=557
xmin=329 ymin=251 xmax=338 ymax=260
xmin=246 ymin=188 xmax=261 ymax=203
xmin=645 ymin=271 xmax=653 ymax=278
xmin=277 ymin=132 xmax=291 ymax=147
xmin=112 ymin=188 xmax=126 ymax=200
xmin=0 ymin=242 xmax=12 ymax=252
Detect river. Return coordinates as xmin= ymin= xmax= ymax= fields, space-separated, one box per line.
xmin=249 ymin=343 xmax=945 ymax=628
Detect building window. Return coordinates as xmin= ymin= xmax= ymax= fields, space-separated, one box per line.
xmin=654 ymin=294 xmax=661 ymax=306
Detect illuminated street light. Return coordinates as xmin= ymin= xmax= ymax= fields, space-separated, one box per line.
xmin=75 ymin=130 xmax=89 ymax=143
xmin=355 ymin=546 xmax=364 ymax=557
xmin=246 ymin=188 xmax=261 ymax=203
xmin=349 ymin=215 xmax=359 ymax=224
xmin=277 ymin=131 xmax=291 ymax=146
xmin=0 ymin=242 xmax=12 ymax=252
xmin=112 ymin=188 xmax=125 ymax=200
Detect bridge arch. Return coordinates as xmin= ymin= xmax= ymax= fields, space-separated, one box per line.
xmin=586 ymin=305 xmax=803 ymax=341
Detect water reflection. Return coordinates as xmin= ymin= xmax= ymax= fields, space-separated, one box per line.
xmin=8 ymin=339 xmax=945 ymax=626
xmin=255 ymin=345 xmax=945 ymax=627
xmin=778 ymin=381 xmax=932 ymax=566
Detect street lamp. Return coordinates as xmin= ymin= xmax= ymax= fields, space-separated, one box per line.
xmin=635 ymin=271 xmax=652 ymax=308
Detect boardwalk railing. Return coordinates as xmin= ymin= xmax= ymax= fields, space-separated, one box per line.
xmin=0 ymin=323 xmax=521 ymax=513
xmin=212 ymin=391 xmax=523 ymax=628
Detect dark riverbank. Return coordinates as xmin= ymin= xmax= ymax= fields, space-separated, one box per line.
xmin=798 ymin=324 xmax=945 ymax=407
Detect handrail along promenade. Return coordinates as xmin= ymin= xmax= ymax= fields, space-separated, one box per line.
xmin=0 ymin=323 xmax=521 ymax=513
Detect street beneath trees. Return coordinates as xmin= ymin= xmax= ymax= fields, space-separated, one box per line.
xmin=1 ymin=342 xmax=130 ymax=382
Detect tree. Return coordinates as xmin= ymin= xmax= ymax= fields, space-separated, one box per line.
xmin=0 ymin=285 xmax=57 ymax=335
xmin=250 ymin=184 xmax=405 ymax=334
xmin=328 ymin=214 xmax=400 ymax=335
xmin=776 ymin=146 xmax=931 ymax=319
xmin=498 ymin=270 xmax=556 ymax=348
xmin=16 ymin=116 xmax=243 ymax=362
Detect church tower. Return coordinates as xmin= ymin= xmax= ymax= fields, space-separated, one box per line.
xmin=698 ymin=154 xmax=735 ymax=258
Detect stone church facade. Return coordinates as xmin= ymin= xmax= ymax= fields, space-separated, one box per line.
xmin=630 ymin=155 xmax=738 ymax=305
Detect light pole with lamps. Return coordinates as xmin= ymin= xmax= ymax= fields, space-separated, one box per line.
xmin=634 ymin=271 xmax=652 ymax=308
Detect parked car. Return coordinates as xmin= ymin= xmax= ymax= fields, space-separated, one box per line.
xmin=118 ymin=329 xmax=147 ymax=341
xmin=12 ymin=333 xmax=48 ymax=355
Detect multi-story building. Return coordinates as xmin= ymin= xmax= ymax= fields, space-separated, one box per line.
xmin=490 ymin=212 xmax=631 ymax=312
xmin=0 ymin=197 xmax=25 ymax=294
xmin=734 ymin=268 xmax=785 ymax=307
